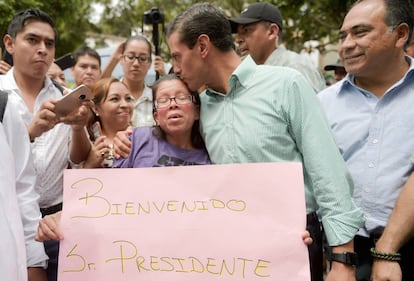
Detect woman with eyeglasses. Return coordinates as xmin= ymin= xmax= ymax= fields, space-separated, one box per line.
xmin=102 ymin=35 xmax=157 ymax=127
xmin=113 ymin=74 xmax=210 ymax=168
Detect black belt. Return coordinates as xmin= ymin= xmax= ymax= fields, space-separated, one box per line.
xmin=40 ymin=202 xmax=62 ymax=217
xmin=370 ymin=226 xmax=384 ymax=241
xmin=306 ymin=211 xmax=319 ymax=224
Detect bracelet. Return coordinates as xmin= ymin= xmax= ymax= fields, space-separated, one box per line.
xmin=370 ymin=247 xmax=401 ymax=261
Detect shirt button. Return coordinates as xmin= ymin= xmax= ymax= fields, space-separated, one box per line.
xmin=368 ymin=163 xmax=375 ymax=168
xmin=364 ymin=187 xmax=371 ymax=193
xmin=372 ymin=139 xmax=379 ymax=144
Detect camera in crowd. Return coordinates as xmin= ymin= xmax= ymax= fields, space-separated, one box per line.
xmin=143 ymin=7 xmax=164 ymax=25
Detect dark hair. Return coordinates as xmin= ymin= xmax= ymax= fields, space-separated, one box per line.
xmin=7 ymin=8 xmax=57 ymax=41
xmin=166 ymin=2 xmax=234 ymax=52
xmin=73 ymin=45 xmax=101 ymax=67
xmin=122 ymin=35 xmax=153 ymax=62
xmin=354 ymin=0 xmax=414 ymax=49
xmin=384 ymin=0 xmax=414 ymax=49
xmin=151 ymin=74 xmax=205 ymax=150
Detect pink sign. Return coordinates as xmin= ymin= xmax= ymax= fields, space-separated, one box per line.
xmin=58 ymin=162 xmax=310 ymax=281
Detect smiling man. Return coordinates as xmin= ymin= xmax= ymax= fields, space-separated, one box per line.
xmin=318 ymin=0 xmax=414 ymax=280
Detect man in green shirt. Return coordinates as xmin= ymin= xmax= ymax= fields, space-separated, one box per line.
xmin=166 ymin=3 xmax=364 ymax=281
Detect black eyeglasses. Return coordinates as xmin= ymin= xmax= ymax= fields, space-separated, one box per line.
xmin=155 ymin=95 xmax=194 ymax=109
xmin=123 ymin=53 xmax=150 ymax=64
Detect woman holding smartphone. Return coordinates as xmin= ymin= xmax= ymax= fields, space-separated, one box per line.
xmin=82 ymin=77 xmax=134 ymax=168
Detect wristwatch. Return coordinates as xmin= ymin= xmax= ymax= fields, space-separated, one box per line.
xmin=330 ymin=252 xmax=358 ymax=266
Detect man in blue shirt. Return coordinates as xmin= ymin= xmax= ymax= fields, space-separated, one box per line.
xmin=166 ymin=3 xmax=364 ymax=281
xmin=318 ymin=0 xmax=414 ymax=280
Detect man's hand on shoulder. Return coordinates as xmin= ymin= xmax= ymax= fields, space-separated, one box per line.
xmin=113 ymin=127 xmax=133 ymax=159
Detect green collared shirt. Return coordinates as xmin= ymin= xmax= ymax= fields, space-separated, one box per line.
xmin=200 ymin=55 xmax=364 ymax=246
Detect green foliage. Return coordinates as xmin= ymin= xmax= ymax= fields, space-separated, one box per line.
xmin=0 ymin=0 xmax=96 ymax=57
xmin=99 ymin=0 xmax=139 ymax=38
xmin=94 ymin=0 xmax=354 ymax=56
xmin=271 ymin=0 xmax=354 ymax=51
xmin=2 ymin=0 xmax=414 ymax=59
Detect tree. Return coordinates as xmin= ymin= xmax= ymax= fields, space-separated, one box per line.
xmin=98 ymin=0 xmax=139 ymax=38
xmin=3 ymin=0 xmax=412 ymax=59
xmin=0 ymin=0 xmax=98 ymax=57
xmin=92 ymin=0 xmax=355 ymax=57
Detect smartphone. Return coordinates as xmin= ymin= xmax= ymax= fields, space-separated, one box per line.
xmin=54 ymin=53 xmax=75 ymax=70
xmin=91 ymin=121 xmax=101 ymax=140
xmin=55 ymin=84 xmax=92 ymax=116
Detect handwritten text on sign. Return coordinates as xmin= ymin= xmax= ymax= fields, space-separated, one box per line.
xmin=58 ymin=162 xmax=310 ymax=281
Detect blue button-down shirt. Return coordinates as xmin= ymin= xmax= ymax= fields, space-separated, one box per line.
xmin=318 ymin=56 xmax=414 ymax=237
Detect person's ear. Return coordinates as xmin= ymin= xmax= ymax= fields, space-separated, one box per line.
xmin=153 ymin=111 xmax=159 ymax=125
xmin=92 ymin=104 xmax=100 ymax=116
xmin=3 ymin=34 xmax=15 ymax=55
xmin=198 ymin=34 xmax=209 ymax=57
xmin=394 ymin=23 xmax=410 ymax=49
xmin=268 ymin=23 xmax=279 ymax=40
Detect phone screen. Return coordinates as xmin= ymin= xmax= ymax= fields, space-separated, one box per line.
xmin=92 ymin=122 xmax=101 ymax=140
xmin=55 ymin=53 xmax=75 ymax=70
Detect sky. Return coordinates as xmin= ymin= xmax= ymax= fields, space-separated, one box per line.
xmin=90 ymin=2 xmax=105 ymax=24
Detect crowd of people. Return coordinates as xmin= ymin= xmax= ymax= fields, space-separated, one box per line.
xmin=1 ymin=0 xmax=414 ymax=281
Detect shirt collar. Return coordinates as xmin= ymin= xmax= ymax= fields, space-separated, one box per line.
xmin=3 ymin=67 xmax=53 ymax=93
xmin=133 ymin=84 xmax=153 ymax=105
xmin=264 ymin=44 xmax=286 ymax=64
xmin=337 ymin=56 xmax=414 ymax=96
xmin=2 ymin=67 xmax=19 ymax=91
xmin=205 ymin=55 xmax=256 ymax=97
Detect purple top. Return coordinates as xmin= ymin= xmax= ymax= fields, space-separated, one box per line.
xmin=114 ymin=126 xmax=211 ymax=168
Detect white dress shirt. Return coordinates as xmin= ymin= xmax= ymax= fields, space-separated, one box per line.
xmin=0 ymin=69 xmax=71 ymax=208
xmin=131 ymin=84 xmax=155 ymax=127
xmin=1 ymin=92 xmax=48 ymax=269
xmin=265 ymin=44 xmax=326 ymax=92
xmin=0 ymin=123 xmax=28 ymax=281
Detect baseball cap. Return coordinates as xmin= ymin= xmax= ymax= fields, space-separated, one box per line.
xmin=324 ymin=59 xmax=344 ymax=71
xmin=229 ymin=2 xmax=283 ymax=33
